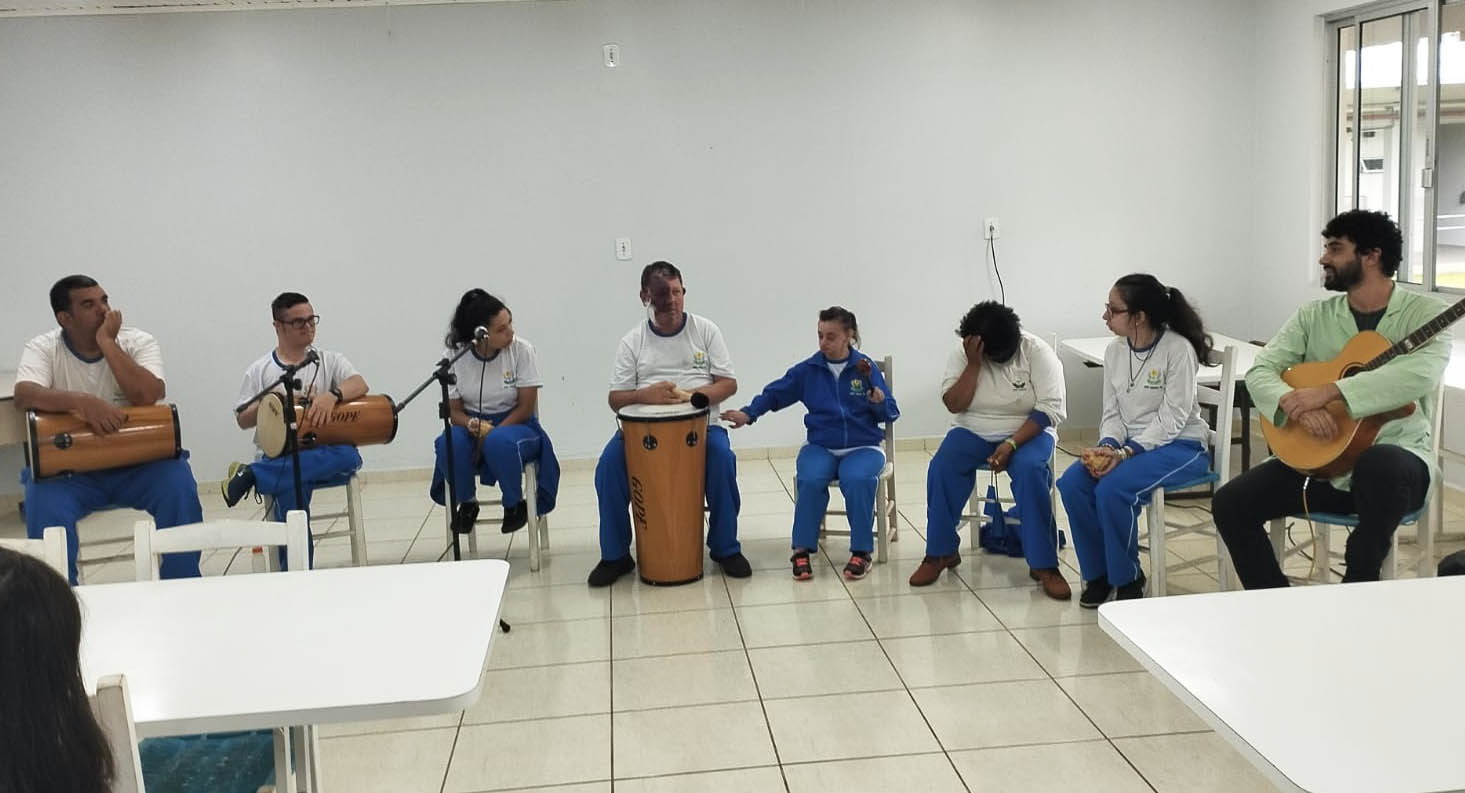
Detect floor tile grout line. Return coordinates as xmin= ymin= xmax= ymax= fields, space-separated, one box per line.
xmin=721 ymin=567 xmax=793 ymax=793
xmin=831 ymin=553 xmax=974 ymax=793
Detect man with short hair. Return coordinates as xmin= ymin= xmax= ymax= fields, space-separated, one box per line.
xmin=224 ymin=292 xmax=368 ymax=568
xmin=15 ymin=275 xmax=202 ymax=584
xmin=588 ymin=261 xmax=751 ymax=586
xmin=1215 ymin=210 xmax=1449 ymax=585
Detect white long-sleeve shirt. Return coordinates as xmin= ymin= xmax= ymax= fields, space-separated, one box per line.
xmin=1099 ymin=330 xmax=1208 ymax=451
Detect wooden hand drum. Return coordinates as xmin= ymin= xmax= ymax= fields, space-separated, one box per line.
xmin=617 ymin=403 xmax=709 ymax=585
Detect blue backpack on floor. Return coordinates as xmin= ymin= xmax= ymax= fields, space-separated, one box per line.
xmin=976 ymin=482 xmax=1066 ymax=557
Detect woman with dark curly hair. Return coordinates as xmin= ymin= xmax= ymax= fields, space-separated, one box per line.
xmin=908 ymin=301 xmax=1071 ymax=600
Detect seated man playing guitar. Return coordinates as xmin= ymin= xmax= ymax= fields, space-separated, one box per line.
xmin=1215 ymin=210 xmax=1450 ymax=586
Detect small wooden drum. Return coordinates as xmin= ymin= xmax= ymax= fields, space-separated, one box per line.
xmin=27 ymin=404 xmax=181 ymax=479
xmin=617 ymin=402 xmax=709 ymax=585
xmin=256 ymin=393 xmax=398 ymax=458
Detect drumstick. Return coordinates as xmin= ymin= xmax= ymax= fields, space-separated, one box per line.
xmin=671 ymin=388 xmax=711 ymax=409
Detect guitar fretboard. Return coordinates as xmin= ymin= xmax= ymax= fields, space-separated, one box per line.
xmin=1361 ymin=296 xmax=1465 ymax=370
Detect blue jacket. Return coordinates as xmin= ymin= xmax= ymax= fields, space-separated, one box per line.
xmin=741 ymin=349 xmax=900 ymax=449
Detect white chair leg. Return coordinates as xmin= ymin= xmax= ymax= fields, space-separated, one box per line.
xmin=875 ymin=484 xmax=889 ymax=564
xmin=1268 ymin=518 xmax=1286 ymax=563
xmin=1214 ymin=532 xmax=1233 ymax=592
xmin=967 ymin=486 xmax=981 ymax=553
xmin=526 ymin=463 xmax=542 ymax=572
xmin=467 ymin=520 xmax=479 ymax=559
xmin=273 ymin=728 xmax=296 ymax=793
xmin=1149 ymin=487 xmax=1167 ymax=597
xmin=887 ymin=476 xmax=899 ymax=543
xmin=1316 ymin=523 xmax=1333 ymax=584
xmin=345 ymin=475 xmax=366 ymax=566
xmin=1382 ymin=532 xmax=1398 ymax=580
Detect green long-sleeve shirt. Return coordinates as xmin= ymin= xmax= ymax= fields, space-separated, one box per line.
xmin=1246 ymin=286 xmax=1449 ymax=491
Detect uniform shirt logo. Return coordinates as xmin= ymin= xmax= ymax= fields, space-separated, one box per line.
xmin=693 ymin=351 xmax=708 ymax=370
xmin=503 ymin=370 xmax=516 ymax=386
xmin=1145 ymin=369 xmax=1163 ymax=388
xmin=850 ymin=378 xmax=865 ymax=394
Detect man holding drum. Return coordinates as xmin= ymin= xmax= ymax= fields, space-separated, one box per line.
xmin=224 ymin=292 xmax=368 ymax=566
xmin=588 ymin=261 xmax=752 ymax=587
xmin=15 ymin=275 xmax=202 ymax=584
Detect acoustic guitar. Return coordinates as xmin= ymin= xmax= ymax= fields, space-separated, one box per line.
xmin=1259 ymin=297 xmax=1465 ymax=477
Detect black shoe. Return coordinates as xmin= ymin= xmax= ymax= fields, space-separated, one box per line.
xmin=1079 ymin=576 xmax=1113 ymax=609
xmin=587 ymin=556 xmax=635 ymax=587
xmin=712 ymin=551 xmax=752 ymax=578
xmin=452 ymin=501 xmax=480 ymax=535
xmin=1115 ymin=572 xmax=1147 ymax=601
xmin=220 ymin=462 xmax=256 ymax=508
xmin=501 ymin=501 xmax=529 ymax=534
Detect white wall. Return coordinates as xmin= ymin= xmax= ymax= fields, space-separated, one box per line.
xmin=0 ymin=0 xmax=1261 ymax=493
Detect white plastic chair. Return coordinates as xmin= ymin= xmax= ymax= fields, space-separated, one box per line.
xmin=1141 ymin=345 xmax=1239 ymax=596
xmin=133 ymin=512 xmax=310 ymax=582
xmin=0 ymin=525 xmax=69 ymax=579
xmin=263 ymin=472 xmax=368 ymax=566
xmin=133 ymin=510 xmax=319 ymax=793
xmin=443 ymin=419 xmax=551 ymax=571
xmin=808 ymin=355 xmax=899 ymax=563
xmin=90 ymin=674 xmax=146 ymax=793
xmin=1268 ymin=378 xmax=1446 ymax=582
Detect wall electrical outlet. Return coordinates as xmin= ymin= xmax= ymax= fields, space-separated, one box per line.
xmin=983 ymin=217 xmax=1000 ymax=240
xmin=615 ymin=237 xmax=632 ymax=261
xmin=603 ymin=44 xmax=620 ymax=68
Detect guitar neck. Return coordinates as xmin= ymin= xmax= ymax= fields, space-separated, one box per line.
xmin=1362 ymin=296 xmax=1465 ymax=371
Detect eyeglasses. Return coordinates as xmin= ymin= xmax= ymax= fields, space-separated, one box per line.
xmin=1103 ymin=304 xmax=1130 ymax=315
xmin=277 ymin=315 xmax=321 ymax=330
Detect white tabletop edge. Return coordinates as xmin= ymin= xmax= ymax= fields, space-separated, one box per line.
xmin=1098 ymin=605 xmax=1307 ymax=793
xmin=80 ymin=559 xmax=509 ymax=738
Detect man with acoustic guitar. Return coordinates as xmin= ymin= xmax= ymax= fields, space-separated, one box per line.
xmin=15 ymin=275 xmax=203 ymax=584
xmin=1215 ymin=210 xmax=1449 ymax=586
xmin=224 ymin=292 xmax=368 ymax=569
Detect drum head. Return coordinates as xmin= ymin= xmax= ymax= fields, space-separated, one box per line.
xmin=255 ymin=392 xmax=288 ymax=457
xmin=616 ymin=403 xmax=710 ymax=422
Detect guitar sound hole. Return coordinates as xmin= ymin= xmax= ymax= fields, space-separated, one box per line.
xmin=1341 ymin=364 xmax=1363 ymax=379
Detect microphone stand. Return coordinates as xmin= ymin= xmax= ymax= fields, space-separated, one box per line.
xmin=236 ymin=351 xmax=318 ymax=557
xmin=395 ymin=339 xmax=511 ymax=633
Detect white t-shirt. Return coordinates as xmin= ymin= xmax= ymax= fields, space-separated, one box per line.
xmin=236 ymin=348 xmax=360 ymax=410
xmin=609 ymin=313 xmax=735 ymax=416
xmin=16 ymin=327 xmax=165 ymax=405
xmin=447 ymin=337 xmax=543 ymax=416
xmin=943 ymin=330 xmax=1066 ymax=442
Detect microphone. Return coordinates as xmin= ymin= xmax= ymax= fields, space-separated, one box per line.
xmin=690 ymin=392 xmax=710 ymax=409
xmin=303 ymin=347 xmax=320 ymax=366
xmin=474 ymin=326 xmax=490 ymax=342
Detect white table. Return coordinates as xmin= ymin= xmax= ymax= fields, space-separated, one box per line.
xmin=1099 ymin=579 xmax=1465 ymax=793
xmin=0 ymin=371 xmax=22 ymax=447
xmin=1060 ymin=333 xmax=1265 ymax=470
xmin=79 ymin=559 xmax=507 ymax=736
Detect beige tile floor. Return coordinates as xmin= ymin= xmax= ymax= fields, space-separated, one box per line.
xmin=3 ymin=441 xmax=1462 ymax=792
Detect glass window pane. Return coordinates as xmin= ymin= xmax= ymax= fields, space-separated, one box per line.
xmin=1402 ymin=9 xmax=1430 ymax=285
xmin=1338 ymin=24 xmax=1358 ymax=213
xmin=1359 ymin=17 xmax=1404 ymax=228
xmin=1438 ymin=3 xmax=1465 ymax=288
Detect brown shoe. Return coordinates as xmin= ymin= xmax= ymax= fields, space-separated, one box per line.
xmin=909 ymin=553 xmax=961 ymax=586
xmin=1031 ymin=567 xmax=1072 ymax=601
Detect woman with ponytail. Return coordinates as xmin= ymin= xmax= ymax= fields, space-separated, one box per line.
xmin=1056 ymin=274 xmax=1212 ymax=607
xmin=430 ymin=289 xmax=560 ymax=535
xmin=722 ymin=306 xmax=899 ymax=581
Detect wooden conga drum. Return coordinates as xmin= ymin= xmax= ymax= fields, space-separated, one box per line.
xmin=617 ymin=403 xmax=709 ymax=585
xmin=26 ymin=404 xmax=181 ymax=479
xmin=255 ymin=393 xmax=398 ymax=458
